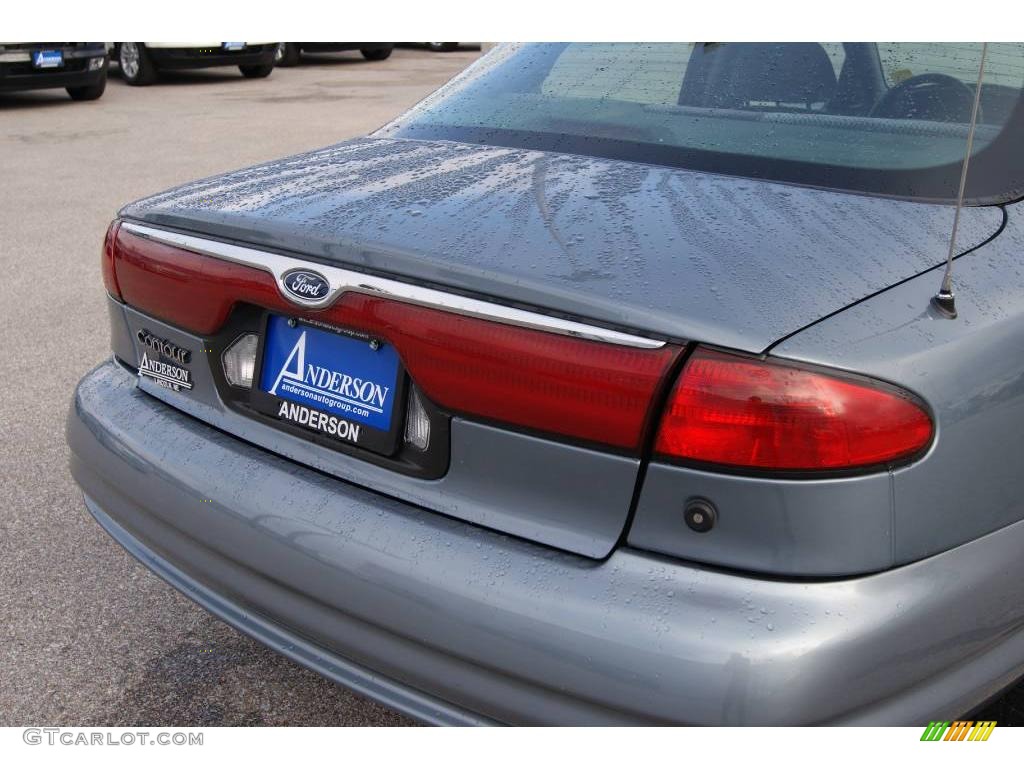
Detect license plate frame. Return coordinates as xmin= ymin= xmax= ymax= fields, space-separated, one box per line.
xmin=248 ymin=313 xmax=407 ymax=457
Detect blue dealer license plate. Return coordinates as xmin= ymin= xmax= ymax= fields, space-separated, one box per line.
xmin=258 ymin=316 xmax=401 ymax=446
xmin=32 ymin=50 xmax=63 ymax=68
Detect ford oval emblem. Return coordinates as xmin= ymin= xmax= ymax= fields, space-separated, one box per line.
xmin=282 ymin=269 xmax=330 ymax=303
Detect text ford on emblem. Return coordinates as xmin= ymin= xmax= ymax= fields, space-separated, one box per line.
xmin=282 ymin=269 xmax=330 ymax=304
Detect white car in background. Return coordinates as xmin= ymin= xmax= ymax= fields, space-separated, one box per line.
xmin=112 ymin=42 xmax=278 ymax=85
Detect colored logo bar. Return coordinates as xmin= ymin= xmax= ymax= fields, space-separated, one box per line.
xmin=920 ymin=721 xmax=997 ymax=741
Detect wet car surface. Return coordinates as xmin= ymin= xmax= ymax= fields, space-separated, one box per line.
xmin=12 ymin=40 xmax=1024 ymax=729
xmin=65 ymin=43 xmax=1024 ymax=724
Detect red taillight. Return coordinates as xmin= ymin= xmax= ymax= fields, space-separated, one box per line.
xmin=655 ymin=348 xmax=933 ymax=471
xmin=340 ymin=295 xmax=680 ymax=450
xmin=113 ymin=227 xmax=278 ymax=331
xmin=101 ymin=220 xmax=122 ymax=299
xmin=111 ymin=226 xmax=682 ymax=451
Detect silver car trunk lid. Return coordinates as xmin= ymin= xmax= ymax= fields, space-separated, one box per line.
xmin=121 ymin=136 xmax=1003 ymax=352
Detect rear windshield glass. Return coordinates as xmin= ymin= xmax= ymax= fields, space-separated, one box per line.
xmin=381 ymin=43 xmax=1024 ymax=203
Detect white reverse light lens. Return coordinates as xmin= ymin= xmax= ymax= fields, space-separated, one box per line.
xmin=404 ymin=389 xmax=430 ymax=451
xmin=88 ymin=57 xmax=105 ymax=71
xmin=223 ymin=333 xmax=259 ymax=388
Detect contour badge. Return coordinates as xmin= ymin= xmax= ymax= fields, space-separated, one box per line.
xmin=137 ymin=328 xmax=191 ymax=364
xmin=282 ymin=269 xmax=330 ymax=304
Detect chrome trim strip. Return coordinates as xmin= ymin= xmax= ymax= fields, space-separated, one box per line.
xmin=120 ymin=221 xmax=667 ymax=349
xmin=0 ymin=52 xmax=32 ymax=62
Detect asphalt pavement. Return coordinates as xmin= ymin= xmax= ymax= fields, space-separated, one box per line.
xmin=0 ymin=46 xmax=481 ymax=726
xmin=1 ymin=43 xmax=1021 ymax=727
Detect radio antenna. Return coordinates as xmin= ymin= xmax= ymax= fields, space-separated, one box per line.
xmin=933 ymin=41 xmax=988 ymax=319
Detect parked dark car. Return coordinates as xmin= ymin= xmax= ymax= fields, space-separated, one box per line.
xmin=113 ymin=42 xmax=277 ymax=86
xmin=69 ymin=43 xmax=1024 ymax=725
xmin=274 ymin=42 xmax=394 ymax=67
xmin=0 ymin=42 xmax=107 ymax=100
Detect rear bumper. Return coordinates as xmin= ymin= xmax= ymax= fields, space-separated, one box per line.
xmin=68 ymin=360 xmax=1024 ymax=725
xmin=146 ymin=45 xmax=276 ymax=70
xmin=83 ymin=495 xmax=491 ymax=725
